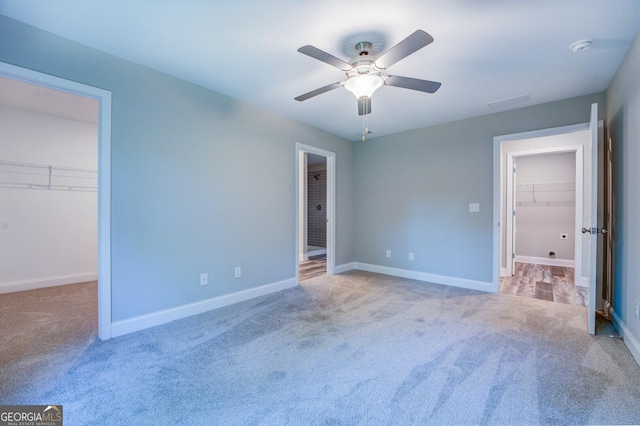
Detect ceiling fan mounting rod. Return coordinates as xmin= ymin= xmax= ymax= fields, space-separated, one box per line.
xmin=355 ymin=41 xmax=372 ymax=56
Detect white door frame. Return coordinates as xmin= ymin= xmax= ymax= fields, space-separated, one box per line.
xmin=493 ymin=123 xmax=589 ymax=291
xmin=295 ymin=143 xmax=335 ymax=279
xmin=0 ymin=62 xmax=113 ymax=340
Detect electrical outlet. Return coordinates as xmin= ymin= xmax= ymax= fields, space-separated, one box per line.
xmin=386 ymin=250 xmax=391 ymax=258
xmin=635 ymin=300 xmax=639 ymax=320
xmin=234 ymin=267 xmax=241 ymax=279
xmin=409 ymin=252 xmax=414 ymax=261
xmin=469 ymin=203 xmax=480 ymax=213
xmin=200 ymin=272 xmax=208 ymax=286
xmin=560 ymin=233 xmax=568 ymax=240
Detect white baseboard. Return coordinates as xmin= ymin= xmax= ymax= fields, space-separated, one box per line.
xmin=334 ymin=262 xmax=356 ymax=274
xmin=515 ymin=255 xmax=575 ymax=268
xmin=354 ymin=262 xmax=495 ymax=293
xmin=0 ymin=272 xmax=98 ymax=294
xmin=611 ymin=308 xmax=640 ymax=368
xmin=111 ymin=277 xmax=298 ymax=338
xmin=300 ymin=249 xmax=327 ymax=261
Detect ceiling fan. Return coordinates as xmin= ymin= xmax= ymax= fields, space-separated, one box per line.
xmin=295 ymin=30 xmax=441 ymax=116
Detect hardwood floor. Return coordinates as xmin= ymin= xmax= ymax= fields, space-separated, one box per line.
xmin=299 ymin=258 xmax=586 ymax=306
xmin=500 ymin=262 xmax=587 ymax=307
xmin=299 ymin=254 xmax=326 ymax=281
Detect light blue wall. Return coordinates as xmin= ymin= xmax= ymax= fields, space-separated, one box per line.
xmin=0 ymin=16 xmax=355 ymax=321
xmin=606 ymin=31 xmax=640 ymax=350
xmin=355 ymin=93 xmax=605 ymax=283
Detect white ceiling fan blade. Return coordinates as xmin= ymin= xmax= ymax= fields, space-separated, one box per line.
xmin=384 ymin=75 xmax=441 ymax=93
xmin=295 ymin=82 xmax=344 ymax=101
xmin=297 ymin=45 xmax=352 ymax=71
xmin=374 ymin=30 xmax=434 ymax=70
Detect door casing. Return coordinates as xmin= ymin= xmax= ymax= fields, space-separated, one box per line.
xmin=295 ymin=143 xmax=335 ymax=280
xmin=493 ymin=123 xmax=590 ymax=290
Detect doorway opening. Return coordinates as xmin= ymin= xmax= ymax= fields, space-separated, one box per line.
xmin=299 ymin=153 xmax=327 ymax=280
xmin=493 ymin=123 xmax=591 ymax=307
xmin=500 ymin=150 xmax=587 ymax=307
xmin=0 ymin=62 xmax=112 ymax=339
xmin=295 ymin=143 xmax=335 ymax=282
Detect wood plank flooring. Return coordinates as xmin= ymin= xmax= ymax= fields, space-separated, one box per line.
xmin=299 ymin=254 xmax=326 ymax=281
xmin=500 ymin=262 xmax=587 ymax=307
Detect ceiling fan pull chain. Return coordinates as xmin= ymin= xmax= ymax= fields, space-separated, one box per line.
xmin=362 ymin=98 xmax=368 ymax=142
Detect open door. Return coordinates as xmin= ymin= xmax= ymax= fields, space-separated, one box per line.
xmin=511 ymin=160 xmax=517 ymax=274
xmin=603 ymin=134 xmax=614 ymax=314
xmin=584 ymin=103 xmax=599 ymax=335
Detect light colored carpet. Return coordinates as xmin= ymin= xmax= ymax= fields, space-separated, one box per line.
xmin=2 ymin=272 xmax=640 ymax=425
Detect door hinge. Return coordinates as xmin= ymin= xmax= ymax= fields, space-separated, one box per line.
xmin=512 ymin=210 xmax=516 ymax=217
xmin=512 ymin=253 xmax=516 ymax=259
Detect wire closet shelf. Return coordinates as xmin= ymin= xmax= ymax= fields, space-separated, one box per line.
xmin=515 ymin=180 xmax=575 ymax=207
xmin=0 ymin=160 xmax=97 ymax=192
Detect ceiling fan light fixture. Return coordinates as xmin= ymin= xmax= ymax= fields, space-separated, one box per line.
xmin=344 ymin=74 xmax=383 ymax=99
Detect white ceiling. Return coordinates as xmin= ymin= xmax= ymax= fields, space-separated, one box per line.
xmin=1 ymin=1 xmax=638 ymax=140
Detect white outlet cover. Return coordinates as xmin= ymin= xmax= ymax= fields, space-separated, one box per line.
xmin=469 ymin=203 xmax=480 ymax=213
xmin=200 ymin=273 xmax=208 ymax=286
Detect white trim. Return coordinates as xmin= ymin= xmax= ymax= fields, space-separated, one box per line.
xmin=308 ymin=248 xmax=326 ymax=257
xmin=298 ymin=150 xmax=308 ymax=261
xmin=354 ymin=263 xmax=494 ymax=293
xmin=493 ymin=136 xmax=502 ymax=287
xmin=514 ymin=256 xmax=575 ymax=268
xmin=611 ymin=309 xmax=640 ymax=368
xmin=0 ymin=62 xmax=112 ymax=340
xmin=111 ymin=277 xmax=298 ymax=338
xmin=494 ymin=123 xmax=589 ymax=144
xmin=335 ymin=262 xmax=356 ymax=274
xmin=299 ymin=248 xmax=327 ymax=261
xmin=0 ymin=273 xmax=98 ymax=294
xmin=295 ymin=143 xmax=336 ymax=280
xmin=505 ymin=154 xmax=516 ymax=275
